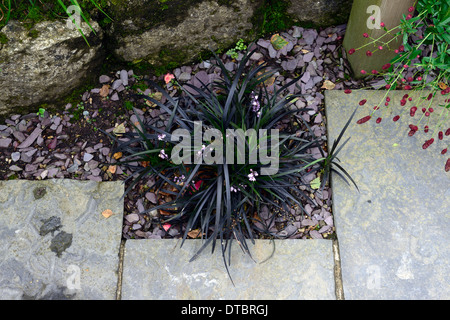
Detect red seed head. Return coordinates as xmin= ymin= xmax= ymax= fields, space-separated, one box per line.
xmin=446 ymin=158 xmax=450 ymax=172
xmin=376 ymin=117 xmax=382 ymax=124
xmin=400 ymin=99 xmax=407 ymax=106
xmin=428 ymin=108 xmax=434 ymax=113
xmin=393 ymin=115 xmax=400 ymax=122
xmin=425 ymin=112 xmax=430 ymax=117
xmin=363 ymin=33 xmax=369 ymax=38
xmin=356 ymin=116 xmax=371 ymax=124
xmin=382 ymin=63 xmax=391 ymax=70
xmin=427 ymin=93 xmax=433 ymax=100
xmin=361 ymin=70 xmax=367 ymax=74
xmin=408 ymin=6 xmax=415 ymax=12
xmin=408 ymin=129 xmax=417 ymax=137
xmin=359 ymin=99 xmax=367 ymax=106
xmin=348 ymin=48 xmax=356 ymax=55
xmin=404 ymin=85 xmax=412 ymax=90
xmin=385 ymin=84 xmax=391 ymax=89
xmin=442 ymin=148 xmax=448 ymax=155
xmin=344 ymin=89 xmax=352 ymax=94
xmin=445 ymin=128 xmax=450 ymax=136
xmin=424 ymin=125 xmax=429 ymax=133
xmin=422 ymin=138 xmax=434 ymax=149
xmin=439 ymin=131 xmax=443 ymax=140
xmin=422 ymin=107 xmax=427 ymax=113
xmin=410 ymin=106 xmax=417 ymax=116
xmin=386 ymin=97 xmax=390 ymax=102
xmin=371 ymin=70 xmax=378 ymax=74
xmin=399 ymin=45 xmax=405 ymax=52
xmin=366 ymin=50 xmax=373 ymax=57
xmin=409 ymin=124 xmax=418 ymax=131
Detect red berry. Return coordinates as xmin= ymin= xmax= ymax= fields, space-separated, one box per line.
xmin=442 ymin=149 xmax=448 ymax=155
xmin=424 ymin=125 xmax=429 ymax=133
xmin=373 ymin=106 xmax=379 ymax=110
xmin=439 ymin=131 xmax=443 ymax=140
xmin=410 ymin=106 xmax=417 ymax=116
xmin=425 ymin=112 xmax=430 ymax=117
xmin=376 ymin=117 xmax=382 ymax=123
xmin=400 ymin=99 xmax=407 ymax=106
xmin=382 ymin=63 xmax=391 ymax=70
xmin=446 ymin=158 xmax=450 ymax=172
xmin=356 ymin=116 xmax=371 ymax=124
xmin=422 ymin=107 xmax=427 ymax=113
xmin=399 ymin=45 xmax=405 ymax=52
xmin=408 ymin=129 xmax=417 ymax=137
xmin=371 ymin=70 xmax=378 ymax=74
xmin=385 ymin=84 xmax=391 ymax=89
xmin=409 ymin=124 xmax=418 ymax=131
xmin=366 ymin=50 xmax=373 ymax=57
xmin=428 ymin=108 xmax=434 ymax=113
xmin=386 ymin=97 xmax=390 ymax=102
xmin=427 ymin=93 xmax=433 ymax=100
xmin=348 ymin=48 xmax=356 ymax=55
xmin=393 ymin=115 xmax=400 ymax=122
xmin=408 ymin=6 xmax=415 ymax=12
xmin=445 ymin=128 xmax=450 ymax=136
xmin=344 ymin=89 xmax=352 ymax=94
xmin=359 ymin=99 xmax=367 ymax=106
xmin=404 ymin=85 xmax=412 ymax=90
xmin=363 ymin=33 xmax=369 ymax=38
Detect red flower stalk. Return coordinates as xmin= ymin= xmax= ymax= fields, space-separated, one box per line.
xmin=359 ymin=99 xmax=367 ymax=106
xmin=393 ymin=115 xmax=400 ymax=122
xmin=422 ymin=138 xmax=434 ymax=149
xmin=357 ymin=116 xmax=371 ymax=124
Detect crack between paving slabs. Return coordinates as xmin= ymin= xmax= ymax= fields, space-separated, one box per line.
xmin=115 ymin=239 xmax=126 ymax=300
xmin=332 ymin=239 xmax=345 ymax=300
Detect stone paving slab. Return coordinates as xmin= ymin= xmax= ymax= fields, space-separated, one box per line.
xmin=325 ymin=90 xmax=450 ymax=299
xmin=121 ymin=239 xmax=335 ymax=300
xmin=0 ymin=179 xmax=123 ymax=300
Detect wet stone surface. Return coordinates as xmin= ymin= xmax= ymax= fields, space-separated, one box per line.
xmin=0 ymin=179 xmax=123 ymax=300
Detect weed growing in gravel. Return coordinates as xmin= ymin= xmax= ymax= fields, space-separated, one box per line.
xmin=105 ymin=48 xmax=357 ymax=282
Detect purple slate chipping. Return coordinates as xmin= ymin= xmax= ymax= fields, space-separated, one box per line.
xmin=17 ymin=127 xmax=42 ymax=148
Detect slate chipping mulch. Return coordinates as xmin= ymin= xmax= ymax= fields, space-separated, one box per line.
xmin=0 ymin=24 xmax=372 ymax=240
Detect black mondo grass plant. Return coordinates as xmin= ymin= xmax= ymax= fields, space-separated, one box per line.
xmin=105 ymin=47 xmax=358 ymax=282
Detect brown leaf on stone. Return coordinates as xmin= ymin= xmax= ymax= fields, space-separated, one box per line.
xmin=102 ymin=209 xmax=114 ymax=218
xmin=99 ymin=84 xmax=110 ymax=97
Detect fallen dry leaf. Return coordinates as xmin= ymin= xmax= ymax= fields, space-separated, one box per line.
xmin=301 ymin=49 xmax=310 ymax=54
xmin=102 ymin=209 xmax=114 ymax=218
xmin=321 ymin=80 xmax=336 ymax=90
xmin=99 ymin=84 xmax=110 ymax=97
xmin=112 ymin=152 xmax=122 ymax=160
xmin=113 ymin=123 xmax=126 ymax=136
xmin=107 ymin=165 xmax=116 ymax=174
xmin=187 ymin=228 xmax=202 ymax=239
xmin=438 ymin=82 xmax=448 ymax=90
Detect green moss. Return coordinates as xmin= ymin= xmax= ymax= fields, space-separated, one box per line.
xmin=27 ymin=29 xmax=39 ymax=39
xmin=0 ymin=32 xmax=8 ymax=44
xmin=251 ymin=0 xmax=294 ymax=38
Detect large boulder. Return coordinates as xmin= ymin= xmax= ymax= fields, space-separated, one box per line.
xmin=0 ymin=20 xmax=104 ymax=117
xmin=287 ymin=0 xmax=353 ymax=27
xmin=107 ymin=0 xmax=263 ymax=66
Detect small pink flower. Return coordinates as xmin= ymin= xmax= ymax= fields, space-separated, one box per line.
xmin=408 ymin=6 xmax=415 ymax=12
xmin=164 ymin=73 xmax=175 ymax=84
xmin=360 ymin=70 xmax=367 ymax=74
xmin=417 ymin=76 xmax=422 ymax=81
xmin=378 ymin=46 xmax=383 ymax=50
xmin=406 ymin=13 xmax=413 ymax=20
xmin=162 ymin=223 xmax=171 ymax=232
xmin=371 ymin=69 xmax=378 ymax=74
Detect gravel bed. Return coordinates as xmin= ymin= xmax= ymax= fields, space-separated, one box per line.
xmin=0 ymin=24 xmax=369 ymax=240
